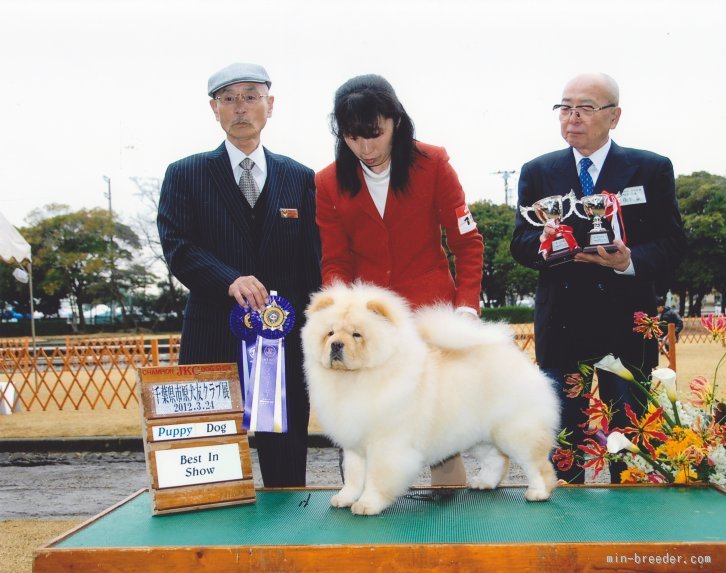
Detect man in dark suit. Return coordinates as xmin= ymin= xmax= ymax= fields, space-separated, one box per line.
xmin=511 ymin=73 xmax=686 ymax=483
xmin=157 ymin=62 xmax=321 ymax=487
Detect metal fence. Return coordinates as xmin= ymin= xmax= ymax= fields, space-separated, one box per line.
xmin=0 ymin=318 xmax=720 ymax=412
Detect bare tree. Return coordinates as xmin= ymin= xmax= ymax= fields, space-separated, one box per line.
xmin=129 ymin=177 xmax=187 ymax=317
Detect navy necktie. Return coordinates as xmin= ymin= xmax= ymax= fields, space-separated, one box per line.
xmin=579 ymin=157 xmax=594 ymax=196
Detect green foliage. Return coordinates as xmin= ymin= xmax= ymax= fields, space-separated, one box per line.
xmin=673 ymin=172 xmax=726 ymax=315
xmin=479 ymin=305 xmax=534 ymax=324
xmin=469 ymin=200 xmax=537 ymax=306
xmin=20 ymin=204 xmax=141 ymax=326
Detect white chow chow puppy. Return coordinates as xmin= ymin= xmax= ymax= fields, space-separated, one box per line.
xmin=301 ymin=282 xmax=559 ymax=516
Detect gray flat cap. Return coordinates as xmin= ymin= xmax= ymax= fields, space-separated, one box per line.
xmin=207 ymin=63 xmax=271 ymax=96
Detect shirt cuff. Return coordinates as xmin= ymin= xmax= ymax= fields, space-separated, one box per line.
xmin=614 ymin=260 xmax=635 ymax=276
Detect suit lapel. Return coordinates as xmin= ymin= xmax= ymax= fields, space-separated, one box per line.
xmin=207 ymin=142 xmax=254 ymax=243
xmin=549 ymin=150 xmax=580 ymax=197
xmin=356 ymin=166 xmax=387 ymax=228
xmin=259 ymin=149 xmax=288 ymax=254
xmin=596 ymin=141 xmax=638 ymax=194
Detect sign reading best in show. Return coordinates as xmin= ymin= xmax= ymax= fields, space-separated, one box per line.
xmin=138 ymin=363 xmax=255 ymax=514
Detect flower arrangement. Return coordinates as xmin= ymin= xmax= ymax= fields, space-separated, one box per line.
xmin=554 ymin=313 xmax=726 ymax=487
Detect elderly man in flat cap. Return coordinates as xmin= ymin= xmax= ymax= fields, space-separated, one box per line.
xmin=158 ymin=63 xmax=321 ymax=487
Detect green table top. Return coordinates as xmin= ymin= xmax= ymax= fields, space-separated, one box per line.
xmin=56 ymin=487 xmax=725 ymax=549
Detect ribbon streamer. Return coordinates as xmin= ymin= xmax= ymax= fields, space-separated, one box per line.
xmin=602 ymin=191 xmax=627 ymax=244
xmin=229 ymin=304 xmax=257 ymax=404
xmin=231 ymin=292 xmax=295 ymax=433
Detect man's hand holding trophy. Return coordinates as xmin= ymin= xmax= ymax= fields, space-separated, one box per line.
xmin=519 ymin=191 xmax=581 ymax=265
xmin=520 ymin=190 xmax=628 ymax=267
xmin=573 ymin=191 xmax=626 ymax=253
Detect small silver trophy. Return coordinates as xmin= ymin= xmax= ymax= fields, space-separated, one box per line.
xmin=519 ymin=191 xmax=581 ymax=264
xmin=573 ymin=193 xmax=620 ymax=253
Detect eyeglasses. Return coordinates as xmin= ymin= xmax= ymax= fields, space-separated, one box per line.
xmin=214 ymin=93 xmax=269 ymax=106
xmin=553 ymin=104 xmax=616 ymax=118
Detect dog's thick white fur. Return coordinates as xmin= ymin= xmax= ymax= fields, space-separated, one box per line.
xmin=301 ymin=282 xmax=559 ymax=515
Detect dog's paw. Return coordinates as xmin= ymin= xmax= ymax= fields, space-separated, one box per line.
xmin=350 ymin=498 xmax=387 ymax=516
xmin=524 ymin=487 xmax=552 ymax=502
xmin=469 ymin=477 xmax=497 ymax=490
xmin=330 ymin=488 xmax=359 ymax=508
xmin=469 ymin=466 xmax=504 ymax=490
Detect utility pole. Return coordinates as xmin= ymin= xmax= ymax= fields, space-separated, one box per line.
xmin=492 ymin=170 xmax=517 ymax=206
xmin=103 ymin=175 xmax=115 ymax=325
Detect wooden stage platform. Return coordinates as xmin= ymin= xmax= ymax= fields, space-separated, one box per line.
xmin=35 ymin=486 xmax=725 ymax=572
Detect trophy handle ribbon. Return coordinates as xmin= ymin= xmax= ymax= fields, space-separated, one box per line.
xmin=603 ymin=191 xmax=627 ymax=244
xmin=538 ymin=224 xmax=578 ymax=258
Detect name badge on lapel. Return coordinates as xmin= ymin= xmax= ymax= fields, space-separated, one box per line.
xmin=619 ymin=186 xmax=647 ymax=206
xmin=279 ymin=208 xmax=299 ymax=219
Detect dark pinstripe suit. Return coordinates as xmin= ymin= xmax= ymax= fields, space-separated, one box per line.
xmin=158 ymin=141 xmax=321 ymax=486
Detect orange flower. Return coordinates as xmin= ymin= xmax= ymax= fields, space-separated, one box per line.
xmin=620 ymin=467 xmax=649 ymax=483
xmin=620 ymin=403 xmax=669 ymax=457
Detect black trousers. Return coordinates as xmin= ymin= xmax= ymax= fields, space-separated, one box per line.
xmin=543 ymin=367 xmax=648 ymax=484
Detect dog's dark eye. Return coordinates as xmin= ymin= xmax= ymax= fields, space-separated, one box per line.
xmin=327 ymin=331 xmax=334 ymax=336
xmin=352 ymin=332 xmax=362 ymax=338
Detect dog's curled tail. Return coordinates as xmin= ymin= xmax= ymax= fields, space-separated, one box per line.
xmin=415 ymin=305 xmax=512 ymax=351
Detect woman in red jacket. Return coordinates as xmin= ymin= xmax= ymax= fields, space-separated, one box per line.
xmin=315 ymin=74 xmax=484 ymax=485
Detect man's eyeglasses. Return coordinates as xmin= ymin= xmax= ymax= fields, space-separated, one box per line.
xmin=214 ymin=93 xmax=269 ymax=106
xmin=553 ymin=104 xmax=616 ymax=118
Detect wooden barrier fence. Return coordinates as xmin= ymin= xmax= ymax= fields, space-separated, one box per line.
xmin=0 ymin=318 xmax=720 ymax=412
xmin=0 ymin=336 xmax=180 ymax=412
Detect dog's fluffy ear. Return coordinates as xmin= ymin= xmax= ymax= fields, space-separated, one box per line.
xmin=306 ymin=292 xmax=334 ymax=316
xmin=366 ymin=299 xmax=397 ymax=324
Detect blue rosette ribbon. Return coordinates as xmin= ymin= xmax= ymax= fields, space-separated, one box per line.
xmin=234 ymin=291 xmax=295 ymax=433
xmin=229 ymin=303 xmax=257 ymax=404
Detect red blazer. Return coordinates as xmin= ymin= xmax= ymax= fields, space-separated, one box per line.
xmin=315 ymin=142 xmax=484 ymax=310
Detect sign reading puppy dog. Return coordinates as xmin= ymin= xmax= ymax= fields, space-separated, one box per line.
xmin=138 ymin=363 xmax=255 ymax=515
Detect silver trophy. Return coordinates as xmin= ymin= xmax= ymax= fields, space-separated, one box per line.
xmin=519 ymin=191 xmax=581 ymax=264
xmin=573 ymin=193 xmax=620 ymax=253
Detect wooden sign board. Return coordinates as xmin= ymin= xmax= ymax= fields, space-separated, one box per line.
xmin=137 ymin=363 xmax=256 ymax=514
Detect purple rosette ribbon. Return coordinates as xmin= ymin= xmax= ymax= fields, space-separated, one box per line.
xmin=229 ymin=304 xmax=257 ymax=404
xmin=244 ymin=291 xmax=295 ymax=433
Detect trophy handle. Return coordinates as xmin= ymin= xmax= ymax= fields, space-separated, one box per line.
xmin=565 ymin=190 xmax=589 ymax=220
xmin=519 ymin=205 xmax=544 ymax=227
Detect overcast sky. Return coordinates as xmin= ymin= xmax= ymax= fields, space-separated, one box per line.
xmin=1 ymin=0 xmax=724 ymax=230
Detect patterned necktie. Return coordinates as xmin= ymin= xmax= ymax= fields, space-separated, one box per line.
xmin=579 ymin=157 xmax=594 ymax=196
xmin=239 ymin=158 xmax=259 ymax=207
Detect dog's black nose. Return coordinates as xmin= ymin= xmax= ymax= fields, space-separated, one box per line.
xmin=330 ymin=341 xmax=344 ymax=360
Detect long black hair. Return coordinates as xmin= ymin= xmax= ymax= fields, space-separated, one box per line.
xmin=330 ymin=74 xmax=424 ymax=196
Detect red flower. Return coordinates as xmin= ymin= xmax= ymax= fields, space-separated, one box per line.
xmin=619 ymin=403 xmax=669 ymax=457
xmin=701 ymin=314 xmax=726 ymax=342
xmin=580 ymin=395 xmax=613 ymax=435
xmin=633 ymin=311 xmax=663 ymax=339
xmin=689 ymin=376 xmax=714 ymax=409
xmin=552 ymin=447 xmax=575 ymax=472
xmin=564 ymin=373 xmax=587 ymax=399
xmin=578 ymin=438 xmax=609 ymax=480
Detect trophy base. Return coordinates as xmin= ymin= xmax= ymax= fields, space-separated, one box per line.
xmin=545 ymin=246 xmax=581 ymax=266
xmin=582 ymin=230 xmax=616 ymax=254
xmin=582 ymin=244 xmax=619 ymax=254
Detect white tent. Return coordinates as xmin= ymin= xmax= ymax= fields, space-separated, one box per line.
xmin=0 ymin=211 xmax=37 ymax=356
